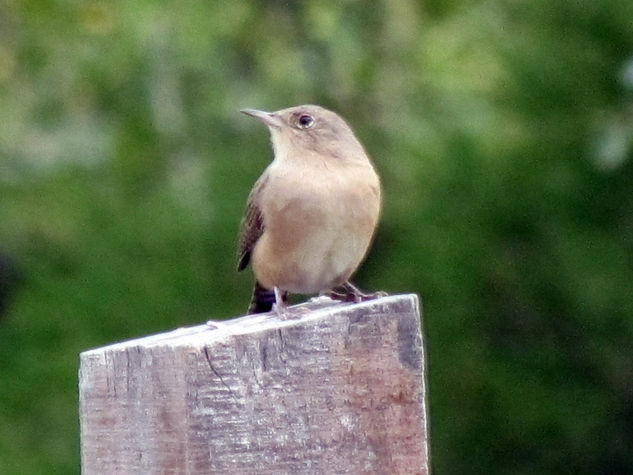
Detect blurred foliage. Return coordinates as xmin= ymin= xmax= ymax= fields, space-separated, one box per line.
xmin=1 ymin=0 xmax=633 ymax=473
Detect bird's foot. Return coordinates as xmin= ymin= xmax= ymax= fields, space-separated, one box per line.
xmin=327 ymin=281 xmax=388 ymax=303
xmin=269 ymin=286 xmax=296 ymax=319
xmin=271 ymin=302 xmax=310 ymax=320
xmin=271 ymin=301 xmax=288 ymax=317
xmin=270 ymin=287 xmax=314 ymax=319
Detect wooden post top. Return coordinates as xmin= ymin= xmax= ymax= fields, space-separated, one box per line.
xmin=81 ymin=294 xmax=421 ymax=355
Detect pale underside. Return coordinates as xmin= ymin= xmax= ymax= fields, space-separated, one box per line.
xmin=238 ymin=159 xmax=380 ymax=294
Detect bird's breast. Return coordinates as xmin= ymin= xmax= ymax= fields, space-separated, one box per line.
xmin=252 ymin=162 xmax=380 ymax=293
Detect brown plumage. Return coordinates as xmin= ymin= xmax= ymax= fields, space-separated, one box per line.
xmin=237 ymin=105 xmax=382 ymax=314
xmin=237 ymin=174 xmax=267 ymax=272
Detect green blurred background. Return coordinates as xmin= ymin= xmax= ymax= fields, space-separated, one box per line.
xmin=1 ymin=0 xmax=633 ymax=473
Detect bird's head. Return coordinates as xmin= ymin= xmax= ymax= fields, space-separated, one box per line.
xmin=240 ymin=105 xmax=369 ymax=165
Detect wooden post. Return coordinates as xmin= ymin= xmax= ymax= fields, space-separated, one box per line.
xmin=79 ymin=294 xmax=429 ymax=474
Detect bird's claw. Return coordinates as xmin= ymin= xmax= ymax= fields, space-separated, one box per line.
xmin=327 ymin=282 xmax=388 ymax=303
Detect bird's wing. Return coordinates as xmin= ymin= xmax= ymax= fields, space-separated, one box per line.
xmin=237 ymin=173 xmax=268 ymax=271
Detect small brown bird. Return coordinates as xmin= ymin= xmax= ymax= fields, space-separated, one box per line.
xmin=238 ymin=105 xmax=382 ymax=314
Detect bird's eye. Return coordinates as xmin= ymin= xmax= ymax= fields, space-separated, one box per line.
xmin=297 ymin=114 xmax=314 ymax=129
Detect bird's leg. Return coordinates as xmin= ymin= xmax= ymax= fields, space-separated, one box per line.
xmin=271 ymin=286 xmax=312 ymax=319
xmin=328 ymin=281 xmax=388 ymax=303
xmin=271 ymin=286 xmax=288 ymax=316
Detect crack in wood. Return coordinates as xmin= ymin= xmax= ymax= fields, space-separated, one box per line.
xmin=277 ymin=328 xmax=287 ymax=364
xmin=203 ymin=346 xmax=238 ymax=400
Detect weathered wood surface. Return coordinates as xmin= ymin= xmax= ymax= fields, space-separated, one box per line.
xmin=79 ymin=294 xmax=429 ymax=474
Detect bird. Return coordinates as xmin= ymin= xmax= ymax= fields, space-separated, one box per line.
xmin=237 ymin=104 xmax=382 ymax=314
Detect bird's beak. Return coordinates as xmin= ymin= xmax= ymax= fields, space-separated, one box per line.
xmin=240 ymin=109 xmax=283 ymax=129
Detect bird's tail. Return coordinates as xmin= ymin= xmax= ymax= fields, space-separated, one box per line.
xmin=248 ymin=281 xmax=287 ymax=314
